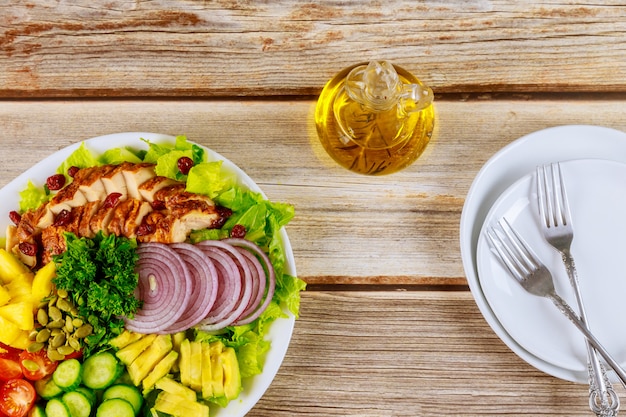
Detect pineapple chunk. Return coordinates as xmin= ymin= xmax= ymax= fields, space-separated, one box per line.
xmin=0 ymin=285 xmax=10 ymax=306
xmin=0 ymin=315 xmax=22 ymax=346
xmin=209 ymin=341 xmax=225 ymax=398
xmin=31 ymin=261 xmax=56 ymax=303
xmin=5 ymin=279 xmax=33 ymax=304
xmin=11 ymin=330 xmax=31 ymax=350
xmin=154 ymin=377 xmax=196 ymax=401
xmin=127 ymin=334 xmax=172 ymax=386
xmin=189 ymin=341 xmax=202 ymax=392
xmin=109 ymin=330 xmax=144 ymax=350
xmin=0 ymin=300 xmax=34 ymax=330
xmin=201 ymin=342 xmax=213 ymax=399
xmin=0 ymin=249 xmax=32 ymax=284
xmin=221 ymin=347 xmax=242 ymax=400
xmin=116 ymin=334 xmax=157 ymax=365
xmin=154 ymin=391 xmax=209 ymax=417
xmin=142 ymin=350 xmax=179 ymax=394
xmin=179 ymin=338 xmax=192 ymax=387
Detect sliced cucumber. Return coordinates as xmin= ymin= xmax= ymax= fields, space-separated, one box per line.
xmin=102 ymin=384 xmax=143 ymax=414
xmin=28 ymin=404 xmax=46 ymax=417
xmin=62 ymin=391 xmax=92 ymax=417
xmin=82 ymin=351 xmax=123 ymax=390
xmin=52 ymin=358 xmax=83 ymax=391
xmin=35 ymin=375 xmax=63 ymax=399
xmin=95 ymin=398 xmax=136 ymax=417
xmin=75 ymin=385 xmax=97 ymax=406
xmin=45 ymin=398 xmax=71 ymax=417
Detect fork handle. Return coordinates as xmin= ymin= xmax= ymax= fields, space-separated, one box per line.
xmin=550 ymin=293 xmax=626 ymax=389
xmin=561 ymin=251 xmax=619 ymax=413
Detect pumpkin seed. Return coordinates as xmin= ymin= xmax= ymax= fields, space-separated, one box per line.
xmin=50 ymin=333 xmax=66 ymax=348
xmin=37 ymin=309 xmax=49 ymax=326
xmin=74 ymin=324 xmax=93 ymax=339
xmin=57 ymin=345 xmax=75 ymax=356
xmin=27 ymin=342 xmax=44 ymax=353
xmin=36 ymin=328 xmax=51 ymax=343
xmin=48 ymin=306 xmax=62 ymax=322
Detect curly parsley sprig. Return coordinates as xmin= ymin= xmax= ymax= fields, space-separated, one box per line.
xmin=52 ymin=232 xmax=142 ymax=357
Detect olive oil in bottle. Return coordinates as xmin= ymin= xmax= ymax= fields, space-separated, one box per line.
xmin=315 ymin=61 xmax=435 ymax=175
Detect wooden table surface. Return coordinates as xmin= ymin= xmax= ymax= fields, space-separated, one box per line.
xmin=1 ymin=1 xmax=626 ymax=415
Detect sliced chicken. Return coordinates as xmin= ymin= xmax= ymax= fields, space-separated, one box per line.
xmin=106 ymin=198 xmax=153 ymax=238
xmin=100 ymin=162 xmax=132 ymax=201
xmin=122 ymin=163 xmax=157 ymax=200
xmin=138 ymin=176 xmax=178 ymax=203
xmin=73 ymin=165 xmax=113 ymax=202
xmin=9 ymin=161 xmax=231 ymax=266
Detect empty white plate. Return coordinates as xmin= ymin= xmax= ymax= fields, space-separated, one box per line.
xmin=477 ymin=159 xmax=626 ymax=376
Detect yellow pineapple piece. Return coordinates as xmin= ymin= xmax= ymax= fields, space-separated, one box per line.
xmin=11 ymin=330 xmax=31 ymax=350
xmin=0 ymin=249 xmax=32 ymax=284
xmin=0 ymin=300 xmax=35 ymax=330
xmin=31 ymin=261 xmax=56 ymax=303
xmin=6 ymin=278 xmax=33 ymax=304
xmin=0 ymin=285 xmax=10 ymax=306
xmin=0 ymin=315 xmax=22 ymax=346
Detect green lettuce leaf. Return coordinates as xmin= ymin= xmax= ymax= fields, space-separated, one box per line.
xmin=19 ymin=180 xmax=50 ymax=212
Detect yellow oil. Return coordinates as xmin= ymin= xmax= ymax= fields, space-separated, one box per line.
xmin=315 ymin=63 xmax=435 ymax=175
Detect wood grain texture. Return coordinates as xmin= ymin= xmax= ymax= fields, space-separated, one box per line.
xmin=0 ymin=1 xmax=625 ymax=97
xmin=246 ymin=291 xmax=614 ymax=416
xmin=1 ymin=97 xmax=625 ymax=285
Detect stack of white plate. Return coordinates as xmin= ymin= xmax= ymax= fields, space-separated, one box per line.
xmin=460 ymin=125 xmax=626 ymax=383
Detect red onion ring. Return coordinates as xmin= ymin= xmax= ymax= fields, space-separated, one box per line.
xmin=195 ymin=240 xmax=253 ymax=331
xmin=125 ymin=243 xmax=191 ymax=334
xmin=223 ymin=238 xmax=276 ymax=326
xmin=195 ymin=244 xmax=241 ymax=327
xmin=166 ymin=243 xmax=219 ymax=333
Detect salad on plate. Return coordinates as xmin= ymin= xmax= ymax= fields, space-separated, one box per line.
xmin=0 ymin=134 xmax=305 ymax=417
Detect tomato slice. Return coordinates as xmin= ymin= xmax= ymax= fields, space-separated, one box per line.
xmin=0 ymin=344 xmax=21 ymax=362
xmin=18 ymin=351 xmax=57 ymax=381
xmin=0 ymin=359 xmax=22 ymax=381
xmin=0 ymin=379 xmax=36 ymax=417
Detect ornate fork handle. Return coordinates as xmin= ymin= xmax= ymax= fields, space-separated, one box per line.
xmin=589 ymin=360 xmax=620 ymax=416
xmin=561 ymin=251 xmax=620 ymax=416
xmin=548 ymin=292 xmax=626 ymax=389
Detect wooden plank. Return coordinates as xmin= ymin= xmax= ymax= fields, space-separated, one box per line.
xmin=247 ymin=291 xmax=609 ymax=416
xmin=0 ymin=1 xmax=625 ymax=97
xmin=0 ymin=98 xmax=625 ymax=285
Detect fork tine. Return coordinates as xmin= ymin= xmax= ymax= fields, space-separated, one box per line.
xmin=554 ymin=162 xmax=572 ymax=227
xmin=536 ymin=165 xmax=550 ymax=227
xmin=486 ymin=218 xmax=539 ymax=281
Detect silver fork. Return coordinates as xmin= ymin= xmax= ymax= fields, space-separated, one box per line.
xmin=485 ymin=218 xmax=626 ymax=390
xmin=536 ymin=163 xmax=619 ymax=416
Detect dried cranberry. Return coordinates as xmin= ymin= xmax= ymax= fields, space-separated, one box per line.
xmin=177 ymin=156 xmax=194 ymax=175
xmin=136 ymin=223 xmax=154 ymax=236
xmin=18 ymin=242 xmax=37 ymax=256
xmin=151 ymin=200 xmax=166 ymax=210
xmin=230 ymin=224 xmax=246 ymax=238
xmin=46 ymin=174 xmax=66 ymax=191
xmin=52 ymin=209 xmax=73 ymax=227
xmin=67 ymin=166 xmax=80 ymax=178
xmin=9 ymin=210 xmax=21 ymax=225
xmin=103 ymin=192 xmax=123 ymax=209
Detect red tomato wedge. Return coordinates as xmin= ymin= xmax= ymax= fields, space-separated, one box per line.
xmin=0 ymin=379 xmax=36 ymax=417
xmin=0 ymin=344 xmax=21 ymax=362
xmin=18 ymin=351 xmax=57 ymax=381
xmin=0 ymin=359 xmax=22 ymax=381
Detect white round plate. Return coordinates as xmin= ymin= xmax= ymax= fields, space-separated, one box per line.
xmin=0 ymin=132 xmax=296 ymax=416
xmin=477 ymin=159 xmax=626 ymax=375
xmin=460 ymin=124 xmax=626 ymax=382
